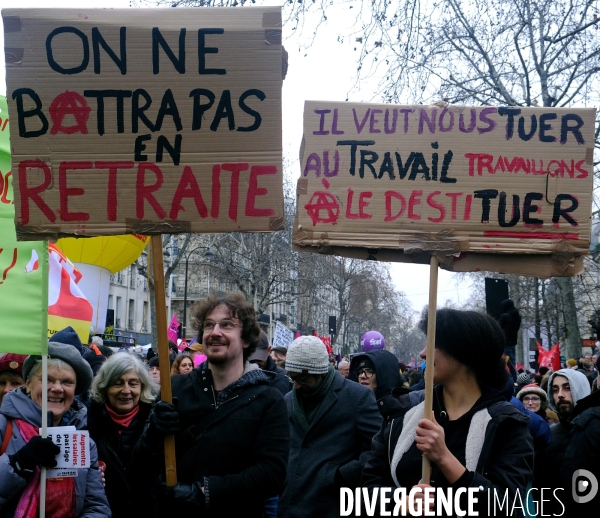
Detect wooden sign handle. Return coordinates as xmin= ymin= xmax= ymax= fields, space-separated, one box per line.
xmin=150 ymin=235 xmax=177 ymax=487
xmin=421 ymin=255 xmax=438 ymax=484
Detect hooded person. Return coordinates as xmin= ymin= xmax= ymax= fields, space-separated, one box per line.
xmin=348 ymin=350 xmax=404 ymax=402
xmin=0 ymin=341 xmax=110 ymax=517
xmin=534 ymin=368 xmax=600 ymax=515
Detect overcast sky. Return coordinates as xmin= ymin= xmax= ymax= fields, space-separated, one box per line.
xmin=0 ymin=0 xmax=473 ymax=314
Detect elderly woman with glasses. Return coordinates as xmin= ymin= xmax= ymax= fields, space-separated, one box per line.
xmin=0 ymin=340 xmax=110 ymax=517
xmin=88 ymin=353 xmax=158 ymax=518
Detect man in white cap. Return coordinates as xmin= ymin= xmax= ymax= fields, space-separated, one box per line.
xmin=278 ymin=335 xmax=381 ymax=518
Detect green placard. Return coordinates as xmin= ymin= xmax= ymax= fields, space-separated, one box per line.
xmin=0 ymin=95 xmax=48 ymax=355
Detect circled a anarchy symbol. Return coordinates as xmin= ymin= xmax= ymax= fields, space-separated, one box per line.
xmin=305 ymin=191 xmax=339 ymax=226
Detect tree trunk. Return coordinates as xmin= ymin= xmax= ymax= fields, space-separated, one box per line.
xmin=558 ymin=276 xmax=581 ymax=359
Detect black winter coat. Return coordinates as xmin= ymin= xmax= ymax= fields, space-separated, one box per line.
xmin=362 ymin=386 xmax=534 ymax=517
xmin=87 ymin=401 xmax=153 ymax=518
xmin=535 ymin=390 xmax=600 ymax=517
xmin=261 ymin=355 xmax=292 ymax=395
xmin=132 ymin=363 xmax=289 ymax=518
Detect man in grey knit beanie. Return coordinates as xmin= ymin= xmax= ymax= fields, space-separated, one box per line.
xmin=278 ymin=335 xmax=381 ymax=518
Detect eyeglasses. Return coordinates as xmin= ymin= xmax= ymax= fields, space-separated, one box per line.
xmin=523 ymin=396 xmax=541 ymax=403
xmin=289 ymin=372 xmax=311 ymax=384
xmin=354 ymin=368 xmax=375 ymax=379
xmin=202 ymin=319 xmax=240 ymax=333
xmin=37 ymin=375 xmax=76 ymax=389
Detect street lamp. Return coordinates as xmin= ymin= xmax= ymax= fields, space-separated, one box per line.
xmin=182 ymin=246 xmax=214 ymax=339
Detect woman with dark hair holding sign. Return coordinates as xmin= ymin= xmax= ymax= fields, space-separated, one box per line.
xmin=361 ymin=309 xmax=534 ymax=516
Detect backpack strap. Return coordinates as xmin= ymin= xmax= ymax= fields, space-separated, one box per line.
xmin=0 ymin=419 xmax=13 ymax=455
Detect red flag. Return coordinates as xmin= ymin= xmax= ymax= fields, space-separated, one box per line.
xmin=313 ymin=332 xmax=332 ymax=356
xmin=537 ymin=342 xmax=560 ymax=372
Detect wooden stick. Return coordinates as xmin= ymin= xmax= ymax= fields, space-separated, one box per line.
xmin=40 ymin=355 xmax=48 ymax=518
xmin=150 ymin=235 xmax=177 ymax=487
xmin=421 ymin=255 xmax=439 ymax=484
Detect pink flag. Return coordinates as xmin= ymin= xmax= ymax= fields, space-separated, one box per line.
xmin=168 ymin=313 xmax=179 ymax=343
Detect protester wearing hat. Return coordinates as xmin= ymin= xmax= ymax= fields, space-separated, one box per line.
xmin=147 ymin=355 xmax=161 ymax=386
xmin=278 ymin=335 xmax=381 ymax=518
xmin=362 ymin=309 xmax=533 ymax=515
xmin=0 ymin=339 xmax=110 ymax=517
xmin=248 ymin=331 xmax=291 ymax=396
xmin=514 ymin=371 xmax=532 ymax=395
xmin=0 ymin=354 xmax=27 ymax=406
xmin=517 ymin=383 xmax=547 ymax=419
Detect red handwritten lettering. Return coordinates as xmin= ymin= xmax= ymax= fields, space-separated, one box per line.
xmin=245 ymin=166 xmax=275 ymax=217
xmin=136 ymin=163 xmax=166 ymax=219
xmin=18 ymin=160 xmax=55 ymax=224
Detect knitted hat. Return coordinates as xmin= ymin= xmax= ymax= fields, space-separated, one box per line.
xmin=516 ymin=383 xmax=547 ymax=402
xmin=517 ymin=372 xmax=531 ymax=385
xmin=0 ymin=353 xmax=27 ymax=375
xmin=23 ymin=342 xmax=93 ymax=395
xmin=566 ymin=358 xmax=577 ymax=367
xmin=286 ymin=336 xmax=329 ymax=375
xmin=148 ymin=356 xmax=160 ymax=368
xmin=49 ymin=326 xmax=84 ymax=355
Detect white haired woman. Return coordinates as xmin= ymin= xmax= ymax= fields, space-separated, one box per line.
xmin=0 ymin=341 xmax=110 ymax=517
xmin=88 ymin=353 xmax=158 ymax=518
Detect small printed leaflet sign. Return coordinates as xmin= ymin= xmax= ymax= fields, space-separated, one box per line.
xmin=293 ymin=101 xmax=596 ymax=277
xmin=3 ymin=8 xmax=284 ymax=240
xmin=273 ymin=321 xmax=293 ymax=348
xmin=43 ymin=426 xmax=90 ymax=479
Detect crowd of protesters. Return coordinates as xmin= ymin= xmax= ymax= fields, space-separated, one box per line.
xmin=1 ymin=293 xmax=599 ymax=517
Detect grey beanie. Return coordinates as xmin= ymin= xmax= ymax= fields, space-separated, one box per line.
xmin=23 ymin=342 xmax=94 ymax=395
xmin=286 ymin=336 xmax=329 ymax=375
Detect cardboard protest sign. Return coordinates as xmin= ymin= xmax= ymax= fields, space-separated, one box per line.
xmin=293 ymin=101 xmax=595 ymax=276
xmin=0 ymin=96 xmax=48 ymax=355
xmin=3 ymin=8 xmax=284 ymax=240
xmin=273 ymin=320 xmax=293 ymax=348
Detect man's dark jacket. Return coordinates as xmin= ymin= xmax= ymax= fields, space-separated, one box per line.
xmin=261 ymin=355 xmax=292 ymax=395
xmin=278 ymin=372 xmax=382 ymax=518
xmin=88 ymin=401 xmax=153 ymax=518
xmin=535 ymin=390 xmax=600 ymax=516
xmin=133 ymin=362 xmax=289 ymax=517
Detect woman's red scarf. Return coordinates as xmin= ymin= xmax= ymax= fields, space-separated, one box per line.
xmin=13 ymin=419 xmax=76 ymax=518
xmin=105 ymin=402 xmax=140 ymax=430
